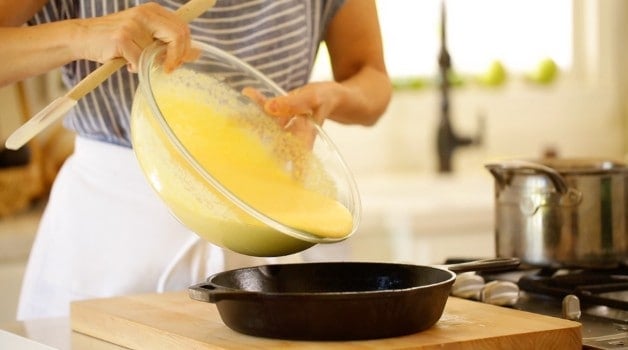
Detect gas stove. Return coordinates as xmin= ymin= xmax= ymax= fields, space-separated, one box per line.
xmin=446 ymin=259 xmax=628 ymax=350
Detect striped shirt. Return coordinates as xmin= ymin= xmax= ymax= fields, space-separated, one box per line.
xmin=29 ymin=0 xmax=346 ymax=147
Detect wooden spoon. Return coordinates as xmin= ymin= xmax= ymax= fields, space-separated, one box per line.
xmin=5 ymin=0 xmax=217 ymax=150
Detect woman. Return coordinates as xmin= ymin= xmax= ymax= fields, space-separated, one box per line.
xmin=0 ymin=0 xmax=391 ymax=320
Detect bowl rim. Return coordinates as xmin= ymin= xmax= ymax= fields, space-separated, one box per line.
xmin=136 ymin=40 xmax=361 ymax=244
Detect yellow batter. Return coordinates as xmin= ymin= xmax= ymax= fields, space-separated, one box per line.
xmin=150 ymin=74 xmax=354 ymax=240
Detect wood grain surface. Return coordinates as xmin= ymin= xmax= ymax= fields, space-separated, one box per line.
xmin=71 ymin=291 xmax=582 ymax=350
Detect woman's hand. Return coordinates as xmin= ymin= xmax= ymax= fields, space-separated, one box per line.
xmin=73 ymin=2 xmax=195 ymax=72
xmin=244 ymin=82 xmax=342 ymax=125
xmin=242 ymin=84 xmax=325 ymax=149
xmin=244 ymin=79 xmax=379 ymax=148
xmin=0 ymin=2 xmax=197 ymax=86
xmin=246 ymin=0 xmax=391 ymax=132
xmin=263 ymin=82 xmax=343 ymax=126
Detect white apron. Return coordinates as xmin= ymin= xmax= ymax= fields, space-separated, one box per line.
xmin=17 ymin=136 xmax=302 ymax=320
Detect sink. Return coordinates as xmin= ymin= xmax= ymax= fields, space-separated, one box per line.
xmin=357 ymin=173 xmax=493 ymax=212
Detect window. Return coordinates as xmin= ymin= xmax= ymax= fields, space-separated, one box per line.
xmin=312 ymin=0 xmax=572 ymax=80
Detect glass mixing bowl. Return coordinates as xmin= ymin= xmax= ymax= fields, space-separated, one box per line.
xmin=130 ymin=41 xmax=361 ymax=256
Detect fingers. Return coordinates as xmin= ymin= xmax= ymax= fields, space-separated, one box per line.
xmin=284 ymin=116 xmax=317 ymax=149
xmin=84 ymin=3 xmax=194 ymax=72
xmin=261 ymin=86 xmax=327 ymax=150
xmin=242 ymin=86 xmax=322 ymax=150
xmin=241 ymin=87 xmax=292 ymax=126
xmin=265 ymin=91 xmax=313 ymax=130
xmin=264 ymin=94 xmax=311 ymax=119
xmin=136 ymin=3 xmax=193 ymax=72
xmin=115 ymin=22 xmax=154 ymax=72
xmin=264 ymin=85 xmax=329 ymax=126
xmin=183 ymin=46 xmax=201 ymax=62
xmin=242 ymin=87 xmax=267 ymax=107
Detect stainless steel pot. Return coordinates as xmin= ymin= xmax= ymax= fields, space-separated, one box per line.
xmin=486 ymin=158 xmax=628 ymax=268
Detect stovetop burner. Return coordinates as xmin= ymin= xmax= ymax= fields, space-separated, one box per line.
xmin=517 ymin=267 xmax=628 ymax=311
xmin=446 ymin=258 xmax=628 ymax=349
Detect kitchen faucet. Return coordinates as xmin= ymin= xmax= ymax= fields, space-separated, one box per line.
xmin=436 ymin=0 xmax=482 ymax=173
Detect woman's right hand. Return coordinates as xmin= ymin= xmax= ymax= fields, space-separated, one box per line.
xmin=73 ymin=2 xmax=195 ymax=72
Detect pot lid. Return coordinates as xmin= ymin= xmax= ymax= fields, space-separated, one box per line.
xmin=538 ymin=158 xmax=628 ymax=175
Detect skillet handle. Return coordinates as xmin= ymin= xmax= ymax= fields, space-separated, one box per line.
xmin=188 ymin=282 xmax=251 ymax=303
xmin=444 ymin=257 xmax=520 ymax=274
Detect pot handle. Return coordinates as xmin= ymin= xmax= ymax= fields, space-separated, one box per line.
xmin=443 ymin=257 xmax=521 ymax=273
xmin=188 ymin=282 xmax=253 ymax=303
xmin=485 ymin=160 xmax=582 ymax=206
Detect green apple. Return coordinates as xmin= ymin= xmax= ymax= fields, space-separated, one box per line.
xmin=477 ymin=60 xmax=507 ymax=87
xmin=527 ymin=58 xmax=558 ymax=85
xmin=391 ymin=76 xmax=428 ymax=91
xmin=447 ymin=71 xmax=465 ymax=87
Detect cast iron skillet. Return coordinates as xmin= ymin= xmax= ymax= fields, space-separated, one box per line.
xmin=188 ymin=258 xmax=519 ymax=340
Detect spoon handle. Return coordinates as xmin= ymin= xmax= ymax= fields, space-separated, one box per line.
xmin=5 ymin=0 xmax=217 ymax=150
xmin=66 ymin=58 xmax=127 ymax=101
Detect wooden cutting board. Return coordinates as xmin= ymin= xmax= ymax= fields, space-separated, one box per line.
xmin=71 ymin=291 xmax=581 ymax=350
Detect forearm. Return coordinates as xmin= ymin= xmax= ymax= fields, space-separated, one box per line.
xmin=328 ymin=64 xmax=392 ymax=126
xmin=0 ymin=2 xmax=196 ymax=87
xmin=0 ymin=0 xmax=48 ymax=26
xmin=0 ymin=23 xmax=81 ymax=87
xmin=322 ymin=0 xmax=391 ymax=126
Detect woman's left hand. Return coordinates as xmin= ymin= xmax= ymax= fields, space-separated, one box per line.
xmin=243 ymin=82 xmax=342 ymax=148
xmin=262 ymin=81 xmax=343 ymax=126
xmin=244 ymin=82 xmax=342 ymax=126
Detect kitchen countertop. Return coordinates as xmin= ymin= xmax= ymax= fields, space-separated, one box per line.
xmin=0 ymin=291 xmax=581 ymax=350
xmin=0 ymin=317 xmax=125 ymax=350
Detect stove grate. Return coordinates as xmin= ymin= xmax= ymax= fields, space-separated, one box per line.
xmin=518 ymin=268 xmax=628 ymax=311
